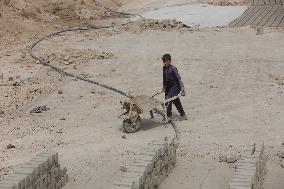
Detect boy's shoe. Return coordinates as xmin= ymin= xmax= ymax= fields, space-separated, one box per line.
xmin=180 ymin=115 xmax=188 ymax=120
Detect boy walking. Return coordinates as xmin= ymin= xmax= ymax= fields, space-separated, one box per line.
xmin=162 ymin=54 xmax=187 ymax=120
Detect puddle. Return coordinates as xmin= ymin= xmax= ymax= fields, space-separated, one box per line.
xmin=132 ymin=4 xmax=248 ymax=27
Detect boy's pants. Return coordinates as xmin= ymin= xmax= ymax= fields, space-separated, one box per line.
xmin=166 ymin=98 xmax=185 ymax=117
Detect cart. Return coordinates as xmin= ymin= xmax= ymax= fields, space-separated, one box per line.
xmin=119 ymin=92 xmax=181 ymax=133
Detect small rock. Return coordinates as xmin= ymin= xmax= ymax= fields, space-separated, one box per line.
xmin=91 ymin=89 xmax=96 ymax=94
xmin=256 ymin=27 xmax=263 ymax=35
xmin=279 ymin=152 xmax=284 ymax=158
xmin=60 ymin=117 xmax=66 ymax=121
xmin=0 ymin=110 xmax=4 ymax=115
xmin=58 ymin=90 xmax=63 ymax=94
xmin=281 ymin=163 xmax=284 ymax=168
xmin=120 ymin=166 xmax=127 ymax=172
xmin=227 ymin=154 xmax=236 ymax=163
xmin=7 ymin=144 xmax=16 ymax=149
xmin=122 ymin=135 xmax=126 ymax=139
xmin=8 ymin=77 xmax=13 ymax=81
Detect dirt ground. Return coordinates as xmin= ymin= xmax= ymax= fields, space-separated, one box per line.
xmin=1 ymin=0 xmax=284 ymax=189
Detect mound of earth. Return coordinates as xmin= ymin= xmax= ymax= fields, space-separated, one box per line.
xmin=0 ymin=0 xmax=116 ymax=47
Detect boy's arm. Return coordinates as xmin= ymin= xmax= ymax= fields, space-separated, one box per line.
xmin=162 ymin=68 xmax=166 ymax=92
xmin=173 ymin=67 xmax=185 ymax=91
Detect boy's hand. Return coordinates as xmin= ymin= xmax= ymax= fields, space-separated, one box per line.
xmin=181 ymin=90 xmax=186 ymax=96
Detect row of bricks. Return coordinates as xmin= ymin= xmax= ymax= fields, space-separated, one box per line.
xmin=112 ymin=138 xmax=177 ymax=189
xmin=229 ymin=143 xmax=265 ymax=189
xmin=0 ymin=151 xmax=68 ymax=189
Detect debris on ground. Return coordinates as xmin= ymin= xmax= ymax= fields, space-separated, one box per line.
xmin=30 ymin=105 xmax=50 ymax=113
xmin=46 ymin=49 xmax=114 ymax=67
xmin=125 ymin=19 xmax=191 ymax=32
xmin=6 ymin=144 xmax=16 ymax=149
xmin=208 ymin=0 xmax=245 ymax=5
xmin=120 ymin=166 xmax=127 ymax=172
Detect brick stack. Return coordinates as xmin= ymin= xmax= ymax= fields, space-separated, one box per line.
xmin=112 ymin=138 xmax=177 ymax=189
xmin=0 ymin=152 xmax=68 ymax=189
xmin=229 ymin=143 xmax=265 ymax=189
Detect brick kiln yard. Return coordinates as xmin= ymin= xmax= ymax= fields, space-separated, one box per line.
xmin=1 ymin=0 xmax=284 ymax=189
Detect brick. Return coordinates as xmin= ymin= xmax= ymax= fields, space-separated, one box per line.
xmin=13 ymin=167 xmax=36 ymax=181
xmin=229 ymin=181 xmax=251 ymax=187
xmin=110 ymin=186 xmax=130 ymax=189
xmin=230 ymin=186 xmax=251 ymax=189
xmin=3 ymin=177 xmax=25 ymax=189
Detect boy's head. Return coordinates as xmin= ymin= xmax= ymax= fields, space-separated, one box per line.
xmin=162 ymin=53 xmax=171 ymax=67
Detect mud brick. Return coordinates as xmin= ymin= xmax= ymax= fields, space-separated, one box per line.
xmin=230 ymin=177 xmax=253 ymax=184
xmin=113 ymin=179 xmax=135 ymax=187
xmin=237 ymin=162 xmax=257 ymax=167
xmin=37 ymin=152 xmax=58 ymax=165
xmin=143 ymin=146 xmax=163 ymax=155
xmin=0 ymin=181 xmax=17 ymax=189
xmin=149 ymin=140 xmax=168 ymax=149
xmin=33 ymin=156 xmax=52 ymax=170
xmin=127 ymin=162 xmax=152 ymax=173
xmin=110 ymin=186 xmax=130 ymax=189
xmin=121 ymin=175 xmax=142 ymax=186
xmin=127 ymin=166 xmax=146 ymax=174
xmin=238 ymin=159 xmax=257 ymax=165
xmin=139 ymin=150 xmax=158 ymax=157
xmin=64 ymin=174 xmax=68 ymax=184
xmin=21 ymin=163 xmax=43 ymax=178
xmin=230 ymin=186 xmax=251 ymax=189
xmin=135 ymin=155 xmax=154 ymax=163
xmin=229 ymin=181 xmax=251 ymax=188
xmin=13 ymin=167 xmax=37 ymax=183
xmin=0 ymin=186 xmax=14 ymax=189
xmin=54 ymin=167 xmax=61 ymax=179
xmin=3 ymin=176 xmax=26 ymax=189
xmin=60 ymin=175 xmax=66 ymax=187
xmin=236 ymin=165 xmax=257 ymax=171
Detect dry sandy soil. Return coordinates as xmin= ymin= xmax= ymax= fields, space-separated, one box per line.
xmin=1 ymin=0 xmax=284 ymax=189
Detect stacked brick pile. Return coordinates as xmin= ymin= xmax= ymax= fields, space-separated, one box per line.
xmin=0 ymin=151 xmax=68 ymax=189
xmin=112 ymin=138 xmax=177 ymax=189
xmin=229 ymin=143 xmax=265 ymax=189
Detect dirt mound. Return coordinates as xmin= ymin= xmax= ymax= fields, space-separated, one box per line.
xmin=0 ymin=0 xmax=115 ymax=47
xmin=124 ymin=18 xmax=192 ymax=32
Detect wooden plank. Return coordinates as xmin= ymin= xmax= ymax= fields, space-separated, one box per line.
xmin=259 ymin=6 xmax=280 ymax=26
xmin=243 ymin=6 xmax=266 ymax=26
xmin=229 ymin=7 xmax=255 ymax=27
xmin=271 ymin=9 xmax=284 ymax=26
xmin=264 ymin=6 xmax=281 ymax=26
xmin=253 ymin=6 xmax=274 ymax=26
